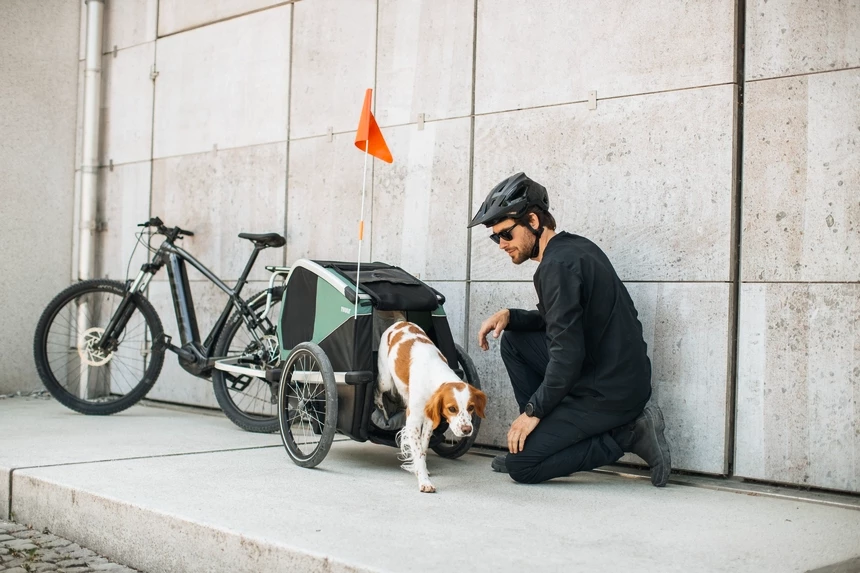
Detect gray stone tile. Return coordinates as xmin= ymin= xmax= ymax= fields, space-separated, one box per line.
xmin=375 ymin=0 xmax=474 ymax=126
xmin=151 ymin=143 xmax=287 ymax=283
xmin=467 ymin=281 xmax=539 ymax=447
xmin=144 ymin=279 xmax=273 ymax=409
xmin=158 ymin=0 xmax=285 ymax=36
xmin=370 ymin=118 xmax=471 ymax=281
xmin=741 ymin=70 xmax=860 ymax=282
xmin=735 ymin=283 xmax=860 ymax=493
xmin=289 ymin=0 xmax=376 ymax=139
xmin=468 ymin=280 xmax=731 ymax=474
xmin=425 ymin=281 xmax=466 ymax=348
xmin=475 ymin=0 xmax=735 ymax=114
xmin=103 ymin=0 xmax=157 ymax=52
xmin=286 ymin=133 xmax=374 ymax=262
xmin=0 ymin=469 xmax=8 ymax=520
xmin=153 ymin=6 xmax=291 ymax=158
xmin=100 ymin=42 xmax=155 ymax=166
xmin=96 ymin=162 xmax=151 ymax=282
xmin=746 ymin=0 xmax=860 ymax=81
xmin=623 ymin=283 xmax=731 ymax=474
xmin=471 ymin=85 xmax=736 ymax=282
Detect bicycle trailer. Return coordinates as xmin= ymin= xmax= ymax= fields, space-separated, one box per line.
xmin=273 ymin=259 xmax=481 ymax=467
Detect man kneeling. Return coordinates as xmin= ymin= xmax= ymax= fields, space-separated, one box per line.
xmin=469 ymin=173 xmax=671 ymax=487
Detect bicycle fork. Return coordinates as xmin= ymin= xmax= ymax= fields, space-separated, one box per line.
xmin=96 ymin=268 xmax=157 ymax=354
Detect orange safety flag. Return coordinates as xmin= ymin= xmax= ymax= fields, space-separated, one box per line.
xmin=354 ymin=88 xmax=393 ymax=163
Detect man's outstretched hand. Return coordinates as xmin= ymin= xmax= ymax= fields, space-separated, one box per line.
xmin=477 ymin=308 xmax=511 ymax=351
xmin=507 ymin=412 xmax=540 ymax=454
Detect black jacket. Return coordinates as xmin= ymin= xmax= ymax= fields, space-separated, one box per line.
xmin=508 ymin=232 xmax=652 ymax=417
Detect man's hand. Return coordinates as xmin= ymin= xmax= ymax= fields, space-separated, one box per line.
xmin=507 ymin=413 xmax=540 ymax=454
xmin=477 ymin=309 xmax=511 ymax=351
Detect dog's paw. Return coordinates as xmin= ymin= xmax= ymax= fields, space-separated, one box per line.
xmin=419 ymin=483 xmax=436 ymax=493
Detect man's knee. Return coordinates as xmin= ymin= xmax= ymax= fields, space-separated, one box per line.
xmin=500 ymin=330 xmax=523 ymax=362
xmin=505 ymin=453 xmax=543 ymax=484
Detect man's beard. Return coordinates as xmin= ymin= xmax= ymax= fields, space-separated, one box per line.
xmin=510 ymin=234 xmax=536 ymax=265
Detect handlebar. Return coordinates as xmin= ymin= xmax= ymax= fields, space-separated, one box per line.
xmin=138 ymin=217 xmax=195 ymax=240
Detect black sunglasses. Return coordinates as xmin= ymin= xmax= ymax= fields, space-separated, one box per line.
xmin=489 ymin=222 xmax=519 ymax=244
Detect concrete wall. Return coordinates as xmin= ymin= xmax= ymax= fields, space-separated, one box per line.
xmin=734 ymin=0 xmax=860 ymax=493
xmin=55 ymin=0 xmax=858 ymax=492
xmin=0 ymin=1 xmax=80 ymax=393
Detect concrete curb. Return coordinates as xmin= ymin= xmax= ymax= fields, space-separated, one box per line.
xmin=12 ymin=472 xmax=376 ymax=573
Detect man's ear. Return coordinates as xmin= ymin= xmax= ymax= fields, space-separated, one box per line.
xmin=528 ymin=212 xmax=540 ymax=232
xmin=424 ymin=387 xmax=445 ymax=428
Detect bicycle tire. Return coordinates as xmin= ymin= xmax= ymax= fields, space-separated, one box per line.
xmin=33 ymin=279 xmax=165 ymax=415
xmin=212 ymin=287 xmax=284 ymax=433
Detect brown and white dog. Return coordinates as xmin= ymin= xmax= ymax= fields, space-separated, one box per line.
xmin=375 ymin=320 xmax=486 ymax=493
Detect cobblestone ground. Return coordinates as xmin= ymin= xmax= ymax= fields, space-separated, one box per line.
xmin=0 ymin=521 xmax=139 ymax=573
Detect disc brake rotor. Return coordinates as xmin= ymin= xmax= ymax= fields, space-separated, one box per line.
xmin=78 ymin=327 xmax=113 ymax=366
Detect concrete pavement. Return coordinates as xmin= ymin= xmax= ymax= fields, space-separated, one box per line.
xmin=2 ymin=397 xmax=859 ymax=573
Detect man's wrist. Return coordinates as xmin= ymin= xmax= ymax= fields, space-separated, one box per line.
xmin=524 ymin=402 xmax=540 ymax=419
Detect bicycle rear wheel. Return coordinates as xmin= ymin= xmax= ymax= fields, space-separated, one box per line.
xmin=33 ymin=279 xmax=165 ymax=415
xmin=431 ymin=344 xmax=483 ymax=459
xmin=212 ymin=288 xmax=283 ymax=433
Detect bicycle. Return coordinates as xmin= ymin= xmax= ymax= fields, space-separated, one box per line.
xmin=33 ymin=216 xmax=288 ymax=433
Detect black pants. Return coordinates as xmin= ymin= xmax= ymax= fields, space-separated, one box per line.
xmin=500 ymin=330 xmax=644 ymax=484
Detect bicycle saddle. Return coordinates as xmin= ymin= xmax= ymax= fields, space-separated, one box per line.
xmin=238 ymin=233 xmax=286 ymax=248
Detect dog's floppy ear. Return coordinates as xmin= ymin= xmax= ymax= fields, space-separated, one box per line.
xmin=470 ymin=386 xmax=487 ymax=419
xmin=424 ymin=386 xmax=446 ymax=428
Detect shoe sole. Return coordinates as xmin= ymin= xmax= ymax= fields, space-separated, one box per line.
xmin=644 ymin=405 xmax=671 ymax=487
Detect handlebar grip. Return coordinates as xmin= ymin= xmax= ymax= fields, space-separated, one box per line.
xmin=180 ymin=228 xmax=195 ymax=237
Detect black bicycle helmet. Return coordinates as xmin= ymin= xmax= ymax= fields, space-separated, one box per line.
xmin=467 ymin=172 xmax=549 ymax=228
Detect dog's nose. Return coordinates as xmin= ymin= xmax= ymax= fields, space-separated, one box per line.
xmin=462 ymin=425 xmax=473 ymax=435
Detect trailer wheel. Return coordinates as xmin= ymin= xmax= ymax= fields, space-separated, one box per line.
xmin=432 ymin=344 xmax=482 ymax=459
xmin=278 ymin=342 xmax=338 ymax=468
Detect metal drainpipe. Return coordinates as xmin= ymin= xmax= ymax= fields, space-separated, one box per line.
xmin=78 ymin=0 xmax=104 ymax=281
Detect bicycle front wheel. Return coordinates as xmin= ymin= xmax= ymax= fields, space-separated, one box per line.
xmin=33 ymin=279 xmax=165 ymax=415
xmin=212 ymin=287 xmax=284 ymax=433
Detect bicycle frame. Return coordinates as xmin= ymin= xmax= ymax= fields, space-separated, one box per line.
xmin=99 ymin=235 xmax=272 ymax=378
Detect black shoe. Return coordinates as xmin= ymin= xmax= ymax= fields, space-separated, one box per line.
xmin=491 ymin=453 xmax=508 ymax=473
xmin=612 ymin=405 xmax=671 ymax=487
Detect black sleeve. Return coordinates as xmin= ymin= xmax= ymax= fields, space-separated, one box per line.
xmin=507 ymin=308 xmax=545 ymax=331
xmin=528 ymin=261 xmax=585 ymax=418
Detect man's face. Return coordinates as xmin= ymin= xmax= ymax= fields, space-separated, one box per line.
xmin=490 ymin=217 xmax=537 ymax=265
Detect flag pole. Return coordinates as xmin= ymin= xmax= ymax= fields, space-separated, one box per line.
xmin=354 ymin=140 xmax=369 ymax=319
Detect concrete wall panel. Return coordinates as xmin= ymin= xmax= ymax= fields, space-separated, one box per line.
xmin=104 ymin=0 xmax=158 ymax=51
xmin=375 ymin=0 xmax=474 ymax=126
xmin=741 ymin=70 xmax=860 ymax=282
xmin=468 ymin=280 xmax=730 ymax=473
xmin=151 ymin=143 xmax=287 ymax=282
xmin=290 ymin=0 xmax=376 ymax=139
xmin=426 ymin=281 xmax=467 ymax=348
xmin=153 ymin=6 xmax=291 ymax=158
xmin=0 ymin=0 xmax=79 ymax=392
xmin=471 ymin=85 xmax=736 ymax=283
xmin=101 ymin=42 xmax=155 ymax=166
xmin=286 ymin=134 xmax=374 ymax=262
xmin=475 ymin=0 xmax=735 ymax=114
xmin=97 ymin=162 xmax=152 ymax=281
xmin=746 ymin=0 xmax=860 ymax=81
xmin=624 ymin=283 xmax=731 ymax=474
xmin=735 ymin=283 xmax=860 ymax=493
xmin=158 ymin=0 xmax=286 ymax=37
xmin=371 ymin=118 xmax=471 ymax=281
xmin=144 ymin=281 xmax=272 ymax=409
xmin=0 ymin=468 xmax=7 ymax=520
xmin=467 ymin=281 xmax=538 ymax=447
